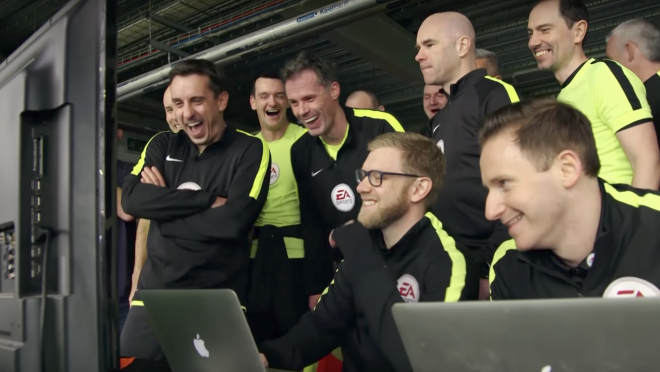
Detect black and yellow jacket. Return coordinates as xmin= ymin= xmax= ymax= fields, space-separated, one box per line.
xmin=122 ymin=129 xmax=270 ymax=304
xmin=425 ymin=68 xmax=520 ymax=266
xmin=259 ymin=213 xmax=479 ymax=372
xmin=490 ymin=180 xmax=660 ymax=299
xmin=291 ymin=107 xmax=405 ymax=295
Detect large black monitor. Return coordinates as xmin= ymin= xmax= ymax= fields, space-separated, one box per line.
xmin=0 ymin=0 xmax=118 ymax=371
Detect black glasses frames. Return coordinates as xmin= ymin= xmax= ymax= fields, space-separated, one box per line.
xmin=355 ymin=169 xmax=420 ymax=187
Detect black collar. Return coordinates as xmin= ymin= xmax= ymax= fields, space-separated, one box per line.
xmin=181 ymin=125 xmax=233 ymax=155
xmin=312 ymin=106 xmax=357 ymax=151
xmin=561 ymin=59 xmax=591 ymax=89
xmin=448 ymin=68 xmax=488 ymax=98
xmin=519 ymin=179 xmax=614 ymax=280
xmin=371 ymin=216 xmax=430 ymax=257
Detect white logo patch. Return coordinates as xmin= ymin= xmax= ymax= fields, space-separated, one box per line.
xmin=177 ymin=182 xmax=202 ymax=191
xmin=331 ymin=183 xmax=355 ymax=212
xmin=603 ymin=277 xmax=660 ymax=298
xmin=586 ymin=252 xmax=595 ymax=267
xmin=437 ymin=139 xmax=444 ymax=153
xmin=397 ymin=274 xmax=419 ymax=303
xmin=270 ymin=163 xmax=280 ymax=185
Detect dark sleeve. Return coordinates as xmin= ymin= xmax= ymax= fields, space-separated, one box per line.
xmin=419 ymin=117 xmax=433 ymax=138
xmin=292 ymin=141 xmax=335 ymax=296
xmin=259 ymin=261 xmax=354 ymax=371
xmin=489 ymin=239 xmax=518 ymax=300
xmin=483 ymin=82 xmax=520 ymax=116
xmin=377 ymin=112 xmax=406 ymax=133
xmin=121 ymin=132 xmax=217 ymax=221
xmin=346 ymin=227 xmax=470 ymax=372
xmin=158 ymin=136 xmax=271 ymax=242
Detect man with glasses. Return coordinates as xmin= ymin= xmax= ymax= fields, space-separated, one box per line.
xmin=258 ymin=132 xmax=478 ymax=372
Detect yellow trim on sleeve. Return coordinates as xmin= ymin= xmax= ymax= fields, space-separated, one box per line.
xmin=485 ymin=76 xmax=520 ymax=103
xmin=352 ymin=109 xmax=406 ymax=132
xmin=488 ymin=239 xmax=517 ymax=300
xmin=603 ymin=183 xmax=660 ymax=211
xmin=130 ymin=131 xmax=168 ymax=176
xmin=425 ymin=212 xmax=467 ymax=302
xmin=237 ymin=129 xmax=271 ymax=200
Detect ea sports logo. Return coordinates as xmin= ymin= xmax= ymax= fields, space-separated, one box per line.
xmin=397 ymin=274 xmax=419 ymax=303
xmin=177 ymin=182 xmax=201 ymax=191
xmin=331 ymin=183 xmax=355 ymax=212
xmin=437 ymin=139 xmax=444 ymax=153
xmin=270 ymin=163 xmax=280 ymax=185
xmin=603 ymin=277 xmax=660 ymax=298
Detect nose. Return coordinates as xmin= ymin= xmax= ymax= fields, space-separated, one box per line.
xmin=297 ymin=101 xmax=310 ymax=118
xmin=484 ymin=190 xmax=506 ymax=222
xmin=266 ymin=95 xmax=277 ymax=107
xmin=356 ymin=174 xmax=370 ymax=194
xmin=415 ymin=49 xmax=425 ymax=63
xmin=182 ymin=102 xmax=195 ymax=121
xmin=528 ymin=32 xmax=540 ymax=51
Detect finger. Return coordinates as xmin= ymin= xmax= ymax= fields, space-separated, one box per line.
xmin=151 ymin=167 xmax=166 ymax=187
xmin=141 ymin=168 xmax=157 ymax=184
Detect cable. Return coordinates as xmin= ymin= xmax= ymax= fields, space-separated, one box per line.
xmin=39 ymin=228 xmax=53 ymax=372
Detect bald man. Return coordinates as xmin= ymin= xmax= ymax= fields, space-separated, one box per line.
xmin=606 ymin=18 xmax=660 ymax=146
xmin=345 ymin=90 xmax=384 ymax=111
xmin=163 ymin=86 xmax=182 ymax=132
xmin=422 ymin=84 xmax=447 ymax=119
xmin=415 ymin=12 xmax=520 ymax=297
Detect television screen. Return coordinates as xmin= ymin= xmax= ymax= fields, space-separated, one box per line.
xmin=0 ymin=0 xmax=117 ymax=371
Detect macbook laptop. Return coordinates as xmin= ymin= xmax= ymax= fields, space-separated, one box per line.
xmin=140 ymin=289 xmax=287 ymax=372
xmin=392 ymin=298 xmax=660 ymax=372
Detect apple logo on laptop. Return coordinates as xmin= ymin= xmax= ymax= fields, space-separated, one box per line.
xmin=193 ymin=334 xmax=209 ymax=358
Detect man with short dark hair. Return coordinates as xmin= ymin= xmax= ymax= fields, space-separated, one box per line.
xmin=528 ymin=0 xmax=660 ymax=189
xmin=475 ymin=48 xmax=501 ymax=79
xmin=422 ymin=84 xmax=447 ymax=119
xmin=259 ymin=132 xmax=477 ymax=372
xmin=345 ymin=89 xmax=384 ymax=111
xmin=415 ymin=12 xmax=519 ymax=296
xmin=481 ymin=99 xmax=660 ymax=300
xmin=606 ymin=18 xmax=660 ymax=146
xmin=247 ymin=70 xmax=310 ymax=344
xmin=280 ymin=51 xmax=406 ymax=302
xmin=119 ymin=59 xmax=271 ymax=364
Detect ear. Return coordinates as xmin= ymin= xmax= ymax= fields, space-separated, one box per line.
xmin=378 ymin=105 xmax=385 ymax=111
xmin=410 ymin=177 xmax=433 ymax=204
xmin=249 ymin=94 xmax=257 ymax=111
xmin=556 ymin=150 xmax=582 ymax=189
xmin=217 ymin=91 xmax=229 ymax=112
xmin=330 ymin=81 xmax=341 ymax=101
xmin=573 ymin=20 xmax=588 ymax=44
xmin=625 ymin=42 xmax=637 ymax=63
xmin=457 ymin=36 xmax=471 ymax=58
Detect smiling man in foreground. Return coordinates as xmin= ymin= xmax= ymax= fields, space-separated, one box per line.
xmin=482 ymin=99 xmax=660 ymax=300
xmin=259 ymin=132 xmax=477 ymax=372
xmin=119 ymin=59 xmax=270 ymax=366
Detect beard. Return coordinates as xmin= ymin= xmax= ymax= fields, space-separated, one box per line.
xmin=358 ymin=191 xmax=409 ymax=230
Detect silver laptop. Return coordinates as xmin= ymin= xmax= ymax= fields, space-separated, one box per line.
xmin=392 ymin=298 xmax=660 ymax=372
xmin=140 ymin=289 xmax=268 ymax=372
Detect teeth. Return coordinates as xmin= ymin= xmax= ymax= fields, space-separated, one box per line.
xmin=535 ymin=50 xmax=548 ymax=57
xmin=304 ymin=116 xmax=319 ymax=123
xmin=363 ymin=200 xmax=376 ymax=206
xmin=507 ymin=215 xmax=522 ymax=226
xmin=265 ymin=109 xmax=279 ymax=114
xmin=187 ymin=122 xmax=201 ymax=127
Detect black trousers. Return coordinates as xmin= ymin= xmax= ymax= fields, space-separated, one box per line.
xmin=120 ymin=296 xmax=165 ymax=361
xmin=247 ymin=225 xmax=309 ymax=345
